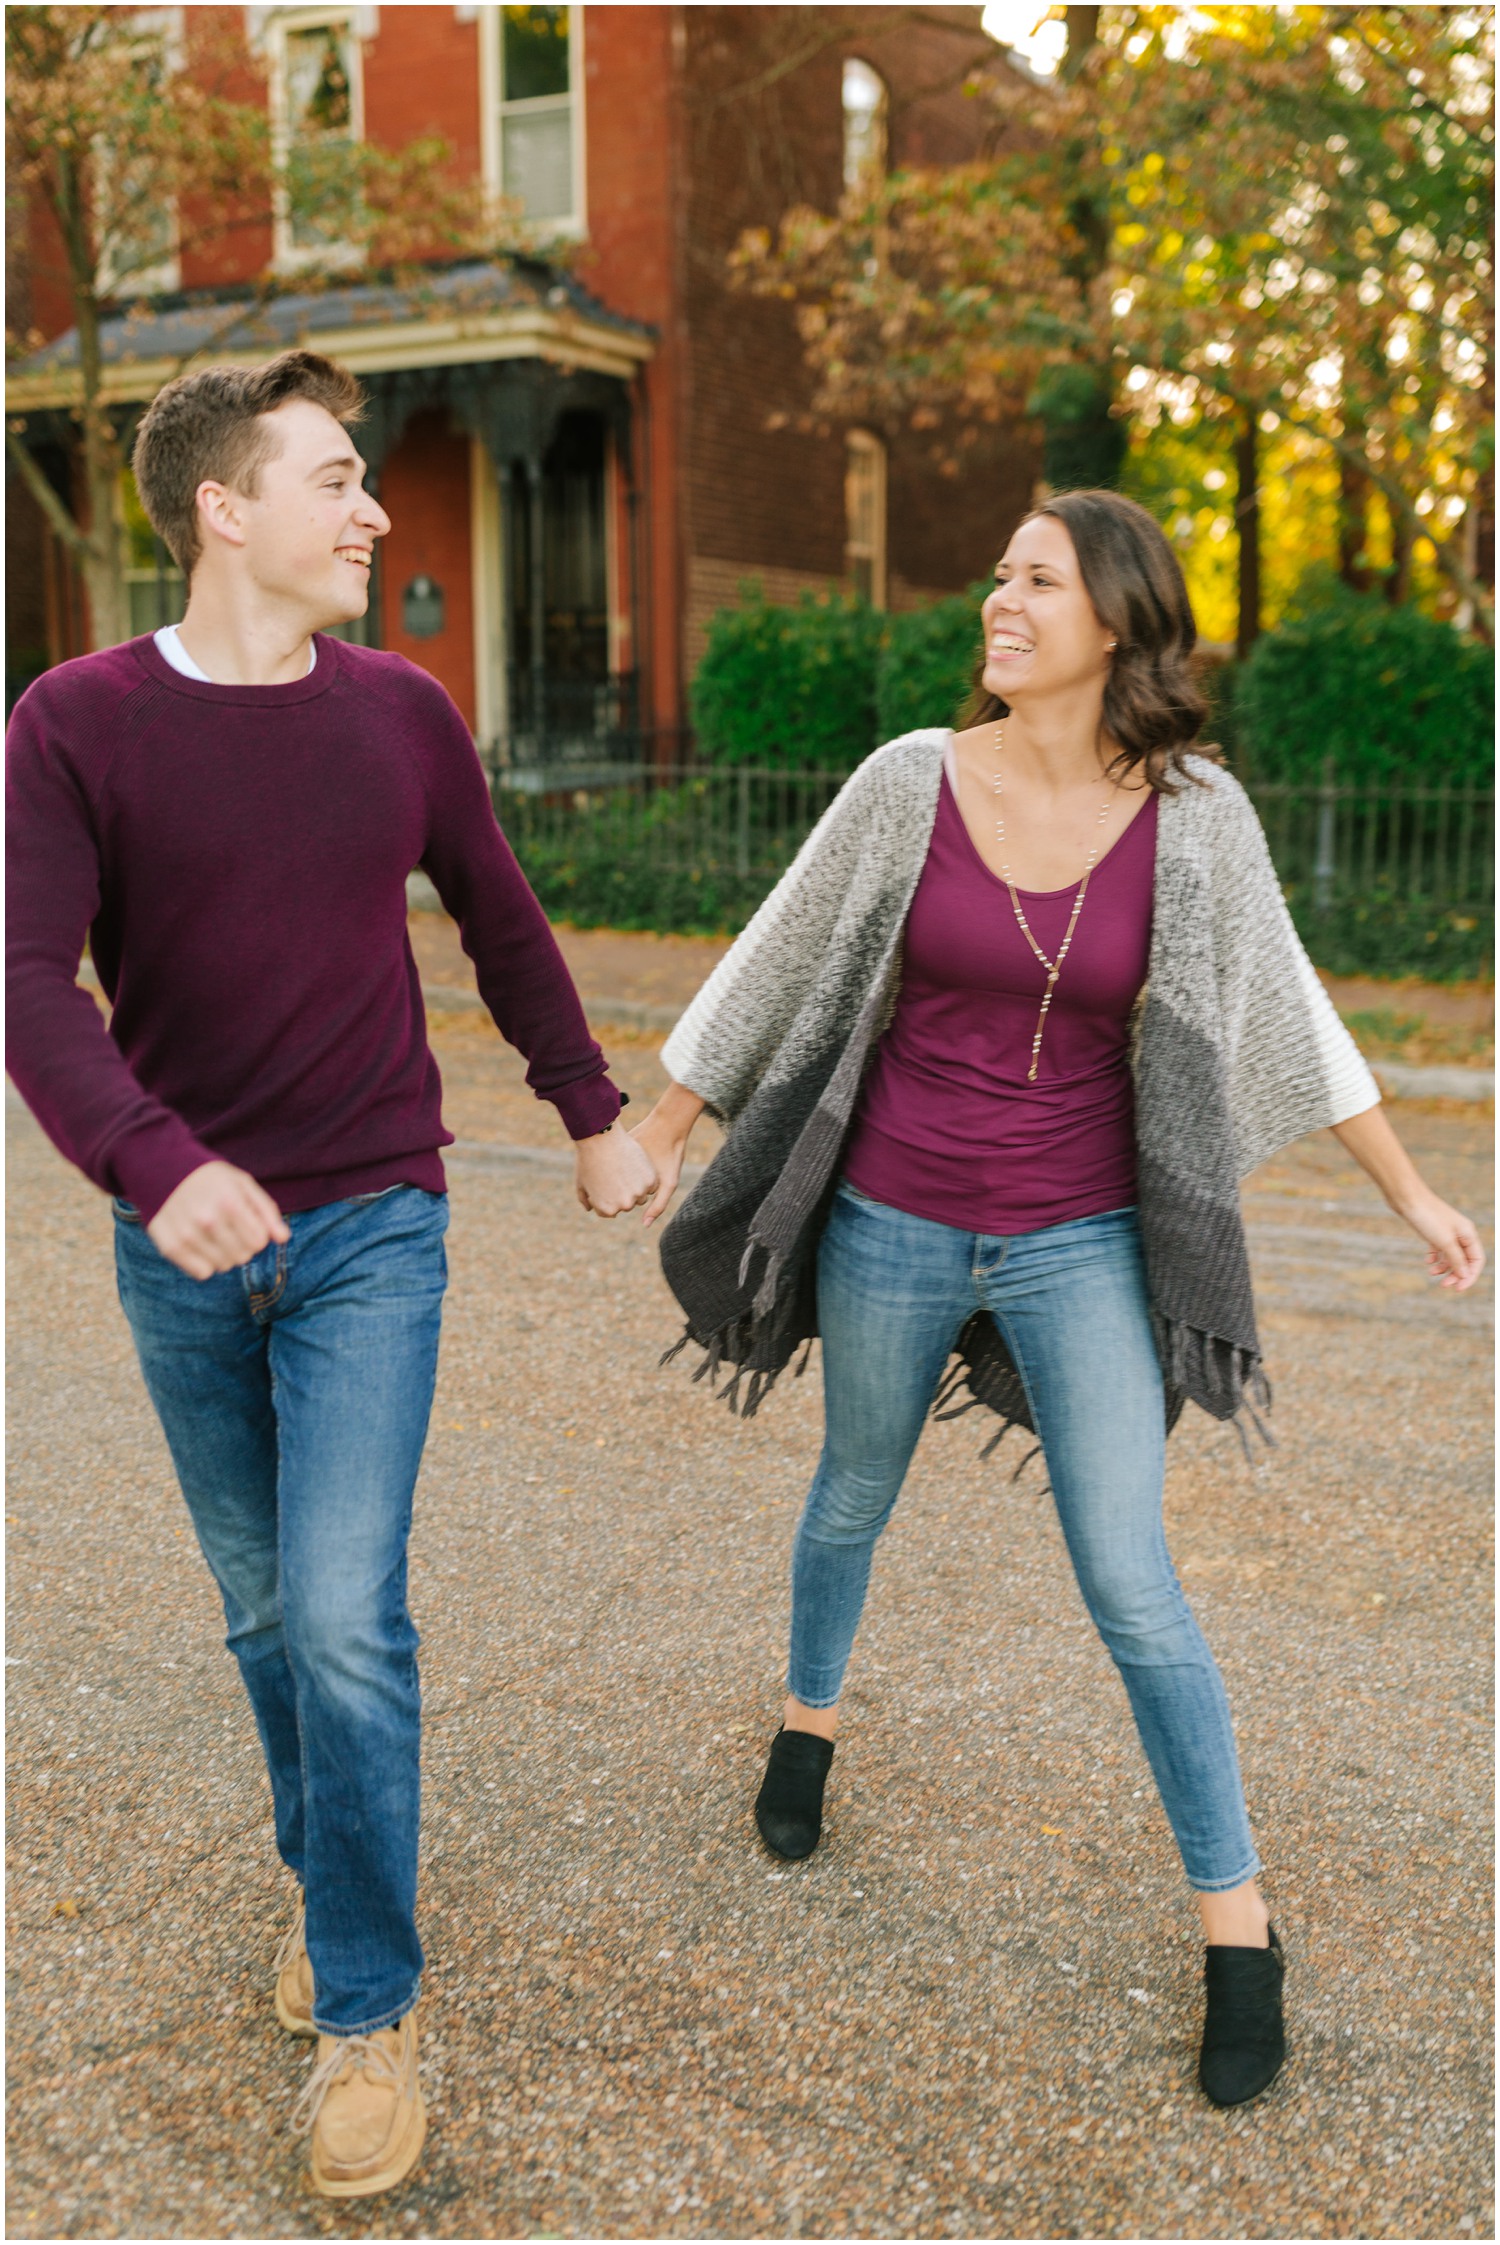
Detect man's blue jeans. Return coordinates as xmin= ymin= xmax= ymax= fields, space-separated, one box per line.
xmin=790 ymin=1183 xmax=1261 ymax=1893
xmin=113 ymin=1184 xmax=449 ymax=2032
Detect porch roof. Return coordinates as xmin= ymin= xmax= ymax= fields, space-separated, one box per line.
xmin=6 ymin=259 xmax=655 ymax=412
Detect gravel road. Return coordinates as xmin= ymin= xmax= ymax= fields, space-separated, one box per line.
xmin=5 ymin=1020 xmax=1492 ymax=2242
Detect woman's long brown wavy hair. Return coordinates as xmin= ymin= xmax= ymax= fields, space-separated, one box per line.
xmin=961 ymin=488 xmax=1218 ymax=793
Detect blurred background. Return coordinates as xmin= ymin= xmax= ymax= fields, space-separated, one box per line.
xmin=7 ymin=4 xmax=1494 ymax=984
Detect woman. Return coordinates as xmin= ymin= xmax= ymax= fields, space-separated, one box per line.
xmin=629 ymin=490 xmax=1483 ymax=2109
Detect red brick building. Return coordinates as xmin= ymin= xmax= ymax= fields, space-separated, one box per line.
xmin=8 ymin=5 xmax=1036 ymax=759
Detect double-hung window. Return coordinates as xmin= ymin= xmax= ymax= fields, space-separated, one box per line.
xmin=481 ymin=6 xmax=584 ymax=233
xmin=265 ymin=7 xmax=365 ymax=267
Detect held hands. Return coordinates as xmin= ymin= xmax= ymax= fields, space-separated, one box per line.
xmin=147 ymin=1160 xmax=290 ymax=1280
xmin=575 ymin=1117 xmax=658 ymax=1218
xmin=630 ymin=1081 xmax=707 ymax=1227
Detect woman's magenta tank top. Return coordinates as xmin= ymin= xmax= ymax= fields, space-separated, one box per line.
xmin=841 ymin=766 xmax=1158 ymax=1236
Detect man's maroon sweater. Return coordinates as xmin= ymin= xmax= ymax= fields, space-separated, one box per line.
xmin=6 ymin=634 xmax=623 ymax=1223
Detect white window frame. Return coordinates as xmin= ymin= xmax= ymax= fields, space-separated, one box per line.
xmin=96 ymin=8 xmax=185 ymax=299
xmin=845 ymin=429 xmax=888 ymax=609
xmin=263 ymin=5 xmax=368 ymax=273
xmin=478 ymin=5 xmax=587 ymax=240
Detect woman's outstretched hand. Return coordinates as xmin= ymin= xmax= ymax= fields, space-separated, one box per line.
xmin=1331 ymin=1104 xmax=1486 ymax=1292
xmin=631 ymin=1080 xmax=707 ymax=1228
xmin=1399 ymin=1185 xmax=1486 ymax=1291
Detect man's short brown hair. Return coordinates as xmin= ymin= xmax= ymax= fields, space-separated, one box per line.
xmin=131 ymin=349 xmax=365 ymax=575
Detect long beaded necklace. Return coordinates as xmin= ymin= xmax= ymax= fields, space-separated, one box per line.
xmin=991 ymin=720 xmax=1118 ymax=1082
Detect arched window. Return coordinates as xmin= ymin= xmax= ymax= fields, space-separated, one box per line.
xmin=845 ymin=430 xmax=887 ymax=608
xmin=842 ymin=58 xmax=887 ymax=195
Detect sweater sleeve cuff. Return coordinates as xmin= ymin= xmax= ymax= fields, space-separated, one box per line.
xmin=110 ymin=1121 xmax=221 ymax=1227
xmin=552 ymin=1073 xmax=626 ymax=1142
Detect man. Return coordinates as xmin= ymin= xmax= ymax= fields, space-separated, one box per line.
xmin=5 ymin=349 xmax=655 ymax=2198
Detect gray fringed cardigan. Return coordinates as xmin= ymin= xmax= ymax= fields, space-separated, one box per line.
xmin=657 ymin=730 xmax=1378 ymax=1454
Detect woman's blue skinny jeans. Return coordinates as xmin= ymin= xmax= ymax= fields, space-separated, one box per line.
xmin=789 ymin=1183 xmax=1261 ymax=1894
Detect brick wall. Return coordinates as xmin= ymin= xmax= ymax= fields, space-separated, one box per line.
xmin=887 ymin=417 xmax=1039 ymax=597
xmin=685 ymin=554 xmax=841 ymax=677
xmin=376 ymin=412 xmax=477 ymax=731
xmin=676 ymin=5 xmax=1036 ymax=681
xmin=362 ymin=7 xmax=480 ymax=166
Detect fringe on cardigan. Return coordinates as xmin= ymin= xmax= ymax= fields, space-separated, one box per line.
xmin=661 ymin=1308 xmax=1275 ymax=1463
xmin=658 ymin=1320 xmax=815 ymax=1423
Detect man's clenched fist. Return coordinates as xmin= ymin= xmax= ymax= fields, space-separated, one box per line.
xmin=147 ymin=1160 xmax=290 ymax=1280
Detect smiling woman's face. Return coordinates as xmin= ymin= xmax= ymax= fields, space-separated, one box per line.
xmin=978 ymin=513 xmax=1115 ymax=706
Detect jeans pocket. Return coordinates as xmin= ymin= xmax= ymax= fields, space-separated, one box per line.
xmin=347 ymin=1185 xmax=405 ymax=1207
xmin=111 ymin=1197 xmax=143 ymax=1226
xmin=836 ymin=1176 xmax=884 ymax=1209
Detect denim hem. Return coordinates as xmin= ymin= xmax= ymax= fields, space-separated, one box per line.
xmin=311 ymin=1980 xmax=421 ymax=2038
xmin=785 ymin=1677 xmax=844 ymax=1710
xmin=1184 ymin=1854 xmax=1263 ymax=1895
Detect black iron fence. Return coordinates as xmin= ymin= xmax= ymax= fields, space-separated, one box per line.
xmin=1251 ymin=770 xmax=1492 ymax=976
xmin=1252 ymin=771 xmax=1493 ymax=912
xmin=487 ymin=760 xmax=1494 ymax=972
xmin=490 ymin=762 xmax=849 ymax=932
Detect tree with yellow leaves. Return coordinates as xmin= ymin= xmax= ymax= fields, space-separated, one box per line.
xmin=734 ymin=4 xmax=1492 ymax=641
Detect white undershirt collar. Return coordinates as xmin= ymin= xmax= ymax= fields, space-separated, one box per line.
xmin=154 ymin=622 xmax=317 ymax=683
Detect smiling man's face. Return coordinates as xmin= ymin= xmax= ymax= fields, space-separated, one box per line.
xmin=219 ymin=396 xmax=391 ymax=630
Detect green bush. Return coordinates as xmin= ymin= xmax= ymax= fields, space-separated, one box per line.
xmin=875 ymin=585 xmax=989 ymax=739
xmin=1233 ymin=588 xmax=1494 ymax=784
xmin=520 ymin=842 xmax=758 ymax=936
xmin=689 ymin=586 xmax=883 ymax=770
xmin=1286 ymin=894 xmax=1492 ymax=984
xmin=502 ymin=774 xmax=840 ymax=938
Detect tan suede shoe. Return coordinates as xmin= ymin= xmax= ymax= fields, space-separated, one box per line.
xmin=298 ymin=2012 xmax=426 ymax=2200
xmin=272 ymin=1901 xmax=316 ymax=2038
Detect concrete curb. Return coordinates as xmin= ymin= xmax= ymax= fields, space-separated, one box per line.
xmin=1369 ymin=1061 xmax=1494 ymax=1103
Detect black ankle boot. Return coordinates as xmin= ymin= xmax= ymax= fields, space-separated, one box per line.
xmin=1198 ymin=1923 xmax=1287 ymax=2108
xmin=754 ymin=1726 xmax=835 ymax=1860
